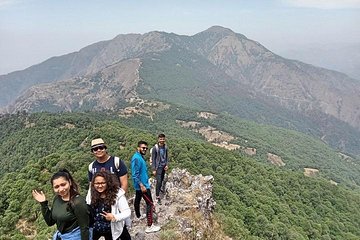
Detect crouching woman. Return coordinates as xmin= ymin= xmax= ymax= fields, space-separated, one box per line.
xmin=88 ymin=171 xmax=131 ymax=240
xmin=32 ymin=169 xmax=91 ymax=240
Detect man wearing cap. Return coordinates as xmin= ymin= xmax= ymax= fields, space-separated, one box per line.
xmin=88 ymin=138 xmax=128 ymax=192
xmin=87 ymin=138 xmax=131 ymax=235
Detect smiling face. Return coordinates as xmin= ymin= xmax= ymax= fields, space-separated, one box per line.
xmin=137 ymin=143 xmax=148 ymax=156
xmin=52 ymin=177 xmax=71 ymax=200
xmin=93 ymin=176 xmax=107 ymax=193
xmin=158 ymin=136 xmax=166 ymax=146
xmin=91 ymin=145 xmax=107 ymax=159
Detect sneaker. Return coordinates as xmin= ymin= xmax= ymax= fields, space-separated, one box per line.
xmin=145 ymin=224 xmax=161 ymax=233
xmin=138 ymin=213 xmax=146 ymax=220
xmin=157 ymin=198 xmax=162 ymax=205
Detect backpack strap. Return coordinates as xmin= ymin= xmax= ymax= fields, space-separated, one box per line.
xmin=89 ymin=157 xmax=120 ymax=172
xmin=149 ymin=147 xmax=154 ymax=163
xmin=88 ymin=161 xmax=94 ymax=172
xmin=153 ymin=144 xmax=159 ymax=158
xmin=114 ymin=156 xmax=120 ymax=170
xmin=152 ymin=144 xmax=160 ymax=169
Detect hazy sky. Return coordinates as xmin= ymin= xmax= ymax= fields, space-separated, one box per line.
xmin=0 ymin=0 xmax=359 ymax=75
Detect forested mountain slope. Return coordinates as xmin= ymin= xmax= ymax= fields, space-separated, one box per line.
xmin=0 ymin=112 xmax=359 ymax=239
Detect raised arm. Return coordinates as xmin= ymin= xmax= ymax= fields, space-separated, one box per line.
xmin=32 ymin=190 xmax=56 ymax=226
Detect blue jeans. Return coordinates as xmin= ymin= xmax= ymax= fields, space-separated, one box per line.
xmin=52 ymin=227 xmax=92 ymax=240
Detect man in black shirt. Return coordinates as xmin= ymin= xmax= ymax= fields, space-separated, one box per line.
xmin=88 ymin=138 xmax=128 ymax=191
xmin=87 ymin=138 xmax=131 ymax=236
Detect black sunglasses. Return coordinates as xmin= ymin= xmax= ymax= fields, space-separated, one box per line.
xmin=91 ymin=146 xmax=106 ymax=152
xmin=141 ymin=147 xmax=148 ymax=150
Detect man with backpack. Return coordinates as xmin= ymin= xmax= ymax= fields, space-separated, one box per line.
xmin=151 ymin=133 xmax=169 ymax=205
xmin=88 ymin=138 xmax=128 ymax=192
xmin=87 ymin=138 xmax=132 ymax=237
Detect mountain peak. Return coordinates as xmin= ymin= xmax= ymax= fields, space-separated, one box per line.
xmin=204 ymin=25 xmax=234 ymax=35
xmin=196 ymin=26 xmax=247 ymax=40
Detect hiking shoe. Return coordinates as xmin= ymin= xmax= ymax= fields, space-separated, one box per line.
xmin=157 ymin=198 xmax=162 ymax=205
xmin=138 ymin=213 xmax=146 ymax=220
xmin=145 ymin=224 xmax=161 ymax=233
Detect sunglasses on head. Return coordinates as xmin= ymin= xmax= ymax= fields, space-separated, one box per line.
xmin=91 ymin=145 xmax=106 ymax=152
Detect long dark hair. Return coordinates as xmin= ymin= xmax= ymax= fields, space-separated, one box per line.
xmin=90 ymin=171 xmax=120 ymax=207
xmin=51 ymin=169 xmax=80 ymax=210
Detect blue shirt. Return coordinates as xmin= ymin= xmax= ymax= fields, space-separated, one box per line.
xmin=131 ymin=151 xmax=150 ymax=190
xmin=159 ymin=146 xmax=167 ymax=168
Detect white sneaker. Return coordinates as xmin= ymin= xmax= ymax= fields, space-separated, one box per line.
xmin=145 ymin=224 xmax=161 ymax=233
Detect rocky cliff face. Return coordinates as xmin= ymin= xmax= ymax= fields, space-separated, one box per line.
xmin=128 ymin=168 xmax=229 ymax=240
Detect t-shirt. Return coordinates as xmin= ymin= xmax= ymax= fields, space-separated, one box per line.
xmin=93 ymin=200 xmax=111 ymax=234
xmin=151 ymin=144 xmax=168 ymax=170
xmin=159 ymin=146 xmax=167 ymax=167
xmin=88 ymin=156 xmax=128 ymax=185
xmin=40 ymin=195 xmax=89 ymax=240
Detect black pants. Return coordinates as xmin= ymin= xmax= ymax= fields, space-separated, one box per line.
xmin=119 ymin=226 xmax=131 ymax=240
xmin=93 ymin=226 xmax=131 ymax=240
xmin=93 ymin=230 xmax=112 ymax=240
xmin=134 ymin=189 xmax=154 ymax=226
xmin=155 ymin=167 xmax=165 ymax=197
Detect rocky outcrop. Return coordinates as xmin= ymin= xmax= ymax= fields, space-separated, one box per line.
xmin=243 ymin=147 xmax=256 ymax=156
xmin=129 ymin=168 xmax=229 ymax=240
xmin=196 ymin=126 xmax=235 ymax=143
xmin=176 ymin=120 xmax=201 ymax=128
xmin=197 ymin=112 xmax=217 ymax=119
xmin=176 ymin=120 xmax=241 ymax=151
xmin=304 ymin=168 xmax=319 ymax=177
xmin=16 ymin=219 xmax=37 ymax=239
xmin=267 ymin=153 xmax=285 ymax=167
xmin=213 ymin=142 xmax=241 ymax=151
xmin=119 ymin=99 xmax=170 ymax=120
xmin=329 ymin=180 xmax=338 ymax=186
xmin=176 ymin=120 xmax=260 ymax=154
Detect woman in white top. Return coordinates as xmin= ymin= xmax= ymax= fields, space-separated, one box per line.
xmin=87 ymin=171 xmax=131 ymax=240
